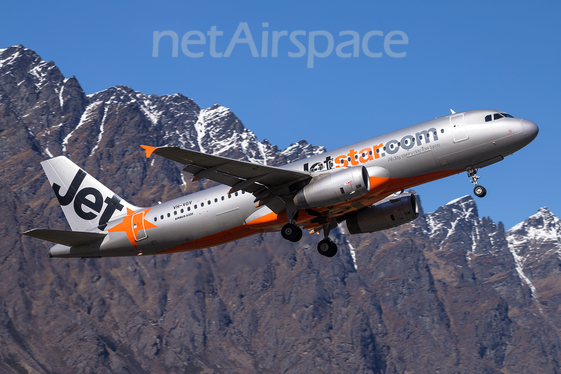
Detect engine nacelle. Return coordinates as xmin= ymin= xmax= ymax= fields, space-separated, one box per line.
xmin=293 ymin=166 xmax=370 ymax=209
xmin=346 ymin=193 xmax=418 ymax=234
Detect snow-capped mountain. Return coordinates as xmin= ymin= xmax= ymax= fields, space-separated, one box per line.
xmin=507 ymin=207 xmax=561 ymax=261
xmin=423 ymin=195 xmax=508 ymax=256
xmin=0 ymin=45 xmax=325 ymax=170
xmin=505 ymin=207 xmax=561 ymax=318
xmin=416 ymin=196 xmax=561 ymax=304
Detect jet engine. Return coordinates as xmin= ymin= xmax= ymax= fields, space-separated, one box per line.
xmin=293 ymin=166 xmax=370 ymax=209
xmin=345 ymin=193 xmax=418 ymax=234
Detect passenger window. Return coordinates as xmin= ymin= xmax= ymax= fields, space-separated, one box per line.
xmin=167 ymin=213 xmax=171 ymax=218
xmin=201 ymin=202 xmax=204 ymax=207
xmin=188 ymin=207 xmax=191 ymax=211
xmin=161 ymin=215 xmax=164 ymax=220
xmin=208 ymin=200 xmax=211 ymax=205
xmin=154 ymin=217 xmax=157 ymax=222
xmin=174 ymin=211 xmax=177 ymax=215
xmin=228 ymin=194 xmax=232 ymax=199
xmin=235 ymin=192 xmax=239 ymax=197
xmin=242 ymin=191 xmax=245 ymax=194
xmin=214 ymin=198 xmax=218 ymax=203
xmin=194 ymin=205 xmax=197 ymax=209
xmin=441 ymin=129 xmax=444 ymax=133
xmin=485 ymin=115 xmax=492 ymax=122
xmin=221 ymin=196 xmax=225 ymax=201
xmin=494 ymin=113 xmax=503 ymax=120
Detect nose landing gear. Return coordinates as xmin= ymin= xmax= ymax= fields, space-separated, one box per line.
xmin=473 ymin=185 xmax=487 ymax=198
xmin=467 ymin=168 xmax=487 ymax=198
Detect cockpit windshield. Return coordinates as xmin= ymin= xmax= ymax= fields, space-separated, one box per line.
xmin=485 ymin=112 xmax=514 ymax=122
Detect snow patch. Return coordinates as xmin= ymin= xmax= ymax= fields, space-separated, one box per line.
xmin=29 ymin=61 xmax=51 ymax=89
xmin=510 ymin=247 xmax=539 ymax=299
xmin=445 ymin=195 xmax=471 ymax=206
xmin=89 ymin=107 xmax=108 ymax=156
xmin=0 ymin=50 xmax=21 ymax=68
xmin=63 ymin=101 xmax=102 ymax=153
xmin=59 ymin=84 xmax=65 ymax=109
xmin=347 ymin=239 xmax=358 ymax=271
xmin=194 ymin=110 xmax=208 ymax=153
xmin=180 ymin=173 xmax=187 ymax=190
xmin=139 ymin=97 xmax=163 ymax=125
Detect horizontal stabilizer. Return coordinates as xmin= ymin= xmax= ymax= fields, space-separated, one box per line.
xmin=23 ymin=229 xmax=106 ymax=247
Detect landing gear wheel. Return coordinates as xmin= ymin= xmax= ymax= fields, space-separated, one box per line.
xmin=474 ymin=185 xmax=487 ymax=198
xmin=317 ymin=239 xmax=338 ymax=257
xmin=281 ymin=223 xmax=303 ymax=242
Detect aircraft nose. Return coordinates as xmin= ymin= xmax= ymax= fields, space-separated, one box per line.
xmin=520 ymin=119 xmax=539 ymax=142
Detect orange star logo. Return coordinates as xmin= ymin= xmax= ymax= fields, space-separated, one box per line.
xmin=108 ymin=207 xmax=157 ymax=248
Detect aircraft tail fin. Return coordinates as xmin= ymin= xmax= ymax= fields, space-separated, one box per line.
xmin=41 ymin=156 xmax=142 ymax=232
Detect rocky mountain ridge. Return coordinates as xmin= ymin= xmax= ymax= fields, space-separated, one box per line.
xmin=0 ymin=45 xmax=323 ymax=170
xmin=0 ymin=45 xmax=560 ymax=373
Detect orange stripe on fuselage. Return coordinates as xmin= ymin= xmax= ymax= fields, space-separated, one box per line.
xmin=157 ymin=224 xmax=256 ymax=254
xmin=155 ymin=168 xmax=464 ymax=255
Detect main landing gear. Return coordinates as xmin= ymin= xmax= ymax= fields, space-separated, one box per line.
xmin=467 ymin=168 xmax=487 ymax=198
xmin=280 ymin=219 xmax=338 ymax=257
xmin=281 ymin=222 xmax=303 ymax=242
xmin=317 ymin=238 xmax=338 ymax=257
xmin=317 ymin=220 xmax=338 ymax=257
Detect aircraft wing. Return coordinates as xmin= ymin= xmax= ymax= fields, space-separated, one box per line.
xmin=141 ymin=145 xmax=311 ymax=212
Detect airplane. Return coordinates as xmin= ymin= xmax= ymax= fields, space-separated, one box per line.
xmin=24 ymin=109 xmax=539 ymax=258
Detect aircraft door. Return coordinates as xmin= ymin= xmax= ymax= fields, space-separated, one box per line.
xmin=451 ymin=113 xmax=468 ymax=142
xmin=132 ymin=211 xmax=148 ymax=241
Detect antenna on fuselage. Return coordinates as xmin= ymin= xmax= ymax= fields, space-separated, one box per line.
xmin=450 ymin=109 xmax=456 ymax=114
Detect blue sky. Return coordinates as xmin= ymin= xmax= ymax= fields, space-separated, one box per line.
xmin=2 ymin=1 xmax=559 ymax=229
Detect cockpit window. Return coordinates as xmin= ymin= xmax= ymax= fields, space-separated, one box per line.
xmin=485 ymin=112 xmax=514 ymax=122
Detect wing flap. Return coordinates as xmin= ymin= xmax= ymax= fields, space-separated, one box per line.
xmin=23 ymin=229 xmax=106 ymax=247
